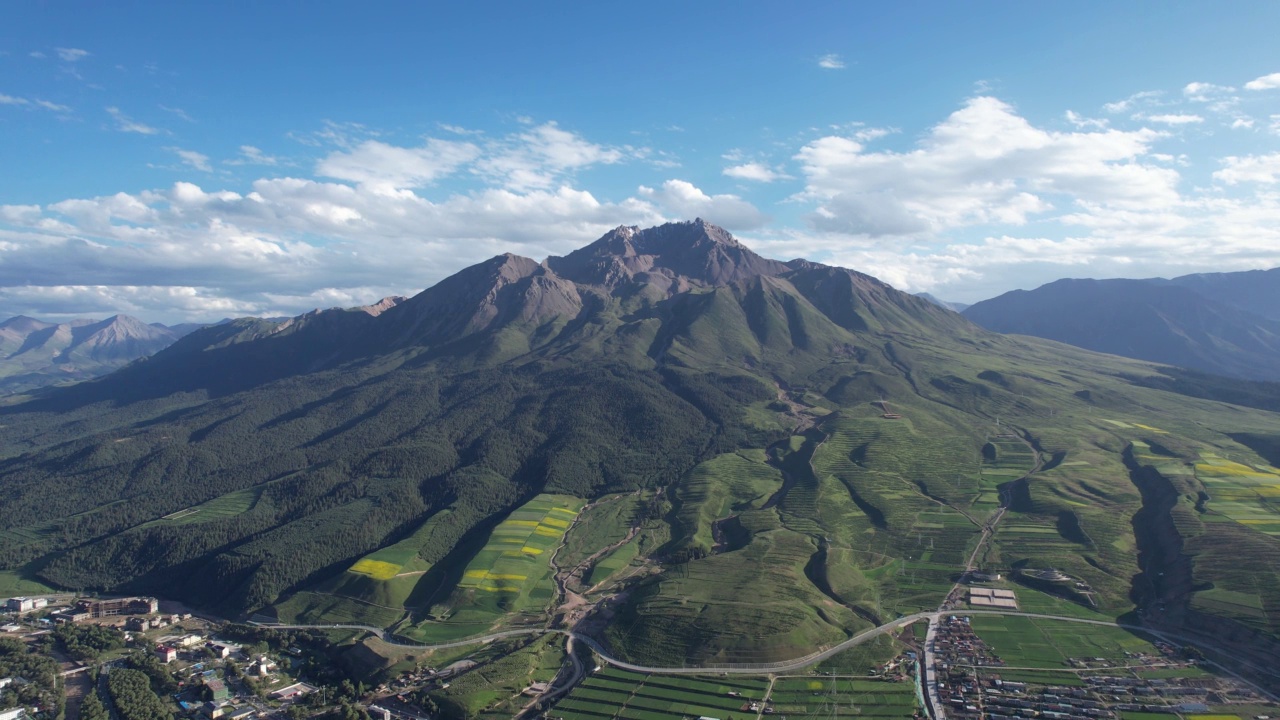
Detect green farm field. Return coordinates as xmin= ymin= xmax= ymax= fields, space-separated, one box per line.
xmin=552 ymin=667 xmax=769 ymax=720
xmin=969 ymin=616 xmax=1162 ymax=668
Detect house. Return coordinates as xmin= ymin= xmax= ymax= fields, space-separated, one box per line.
xmin=207 ymin=642 xmax=238 ymax=659
xmin=125 ymin=617 xmax=151 ymax=632
xmin=0 ymin=709 xmax=27 ymax=720
xmin=179 ymin=634 xmax=204 ymax=647
xmin=225 ymin=708 xmax=256 ymax=720
xmin=205 ymin=678 xmax=231 ymax=701
xmin=0 ymin=625 xmax=21 ymax=634
xmin=155 ymin=645 xmax=178 ymax=663
xmin=202 ymin=701 xmax=229 ymax=719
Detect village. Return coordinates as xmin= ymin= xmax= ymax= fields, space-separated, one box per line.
xmin=1 ymin=594 xmax=441 ymax=720
xmin=927 ymin=614 xmax=1276 ymax=720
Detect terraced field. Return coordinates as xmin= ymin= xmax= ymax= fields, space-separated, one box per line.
xmin=404 ymin=494 xmax=586 ymax=642
xmin=1194 ymin=453 xmax=1280 ymax=536
xmin=552 ymin=667 xmax=769 ymax=720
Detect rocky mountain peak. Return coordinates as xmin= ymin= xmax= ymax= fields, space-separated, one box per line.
xmin=547 ymin=219 xmax=787 ymax=289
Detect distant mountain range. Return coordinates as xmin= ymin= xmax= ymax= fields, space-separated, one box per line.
xmin=964 ymin=268 xmax=1280 ymax=381
xmin=0 ymin=314 xmax=205 ymax=395
xmin=915 ymin=292 xmax=970 ymax=312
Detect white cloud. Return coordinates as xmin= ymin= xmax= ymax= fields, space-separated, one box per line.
xmin=1244 ymin=72 xmax=1280 ymax=91
xmin=159 ymin=105 xmax=194 ymax=122
xmin=818 ymin=54 xmax=845 ymax=70
xmin=1103 ymin=90 xmax=1162 ymax=113
xmin=34 ymin=99 xmax=71 ymax=112
xmin=473 ymin=122 xmax=628 ymax=190
xmin=1141 ymin=113 xmax=1205 ymax=125
xmin=29 ymin=51 xmax=45 ymax=59
xmin=317 ymin=138 xmax=480 ymax=189
xmin=1065 ymin=110 xmax=1108 ymax=129
xmin=1232 ymin=117 xmax=1256 ymax=130
xmin=0 ymin=178 xmax=667 ymax=321
xmin=793 ymin=96 xmax=1177 ymax=238
xmin=106 ymin=106 xmax=163 ymax=135
xmin=723 ymin=162 xmax=790 ymax=182
xmin=167 ymin=147 xmax=213 ymax=172
xmin=1183 ymin=81 xmax=1235 ymax=101
xmin=1 ymin=94 xmax=71 ymax=112
xmin=638 ymin=180 xmax=767 ymax=230
xmin=227 ymin=146 xmax=280 ymax=166
xmin=1212 ymin=154 xmax=1280 ymax=185
xmin=54 ymin=47 xmax=90 ymax=62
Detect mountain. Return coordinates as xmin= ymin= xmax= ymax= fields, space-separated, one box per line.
xmin=2 ymin=220 xmax=1280 ymax=672
xmin=915 ymin=292 xmax=969 ymax=312
xmin=963 ymin=277 xmax=1280 ymax=381
xmin=0 ymin=314 xmax=199 ymax=395
xmin=1158 ymin=266 xmax=1280 ymax=322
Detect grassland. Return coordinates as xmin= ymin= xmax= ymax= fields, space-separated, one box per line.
xmin=147 ymin=486 xmax=263 ymax=526
xmin=552 ymin=667 xmax=770 ymax=720
xmin=0 ymin=569 xmax=55 ymax=596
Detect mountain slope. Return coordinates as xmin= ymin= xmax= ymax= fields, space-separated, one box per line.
xmin=1161 ymin=266 xmax=1280 ymax=322
xmin=2 ymin=221 xmax=1280 ymax=669
xmin=963 ymin=277 xmax=1280 ymax=381
xmin=0 ymin=314 xmax=193 ymax=395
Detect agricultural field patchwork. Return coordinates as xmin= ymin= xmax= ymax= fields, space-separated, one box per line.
xmin=552 ymin=667 xmax=770 ymax=720
xmin=405 ymin=494 xmax=585 ymax=642
xmin=1194 ymin=453 xmax=1280 ymax=536
xmin=767 ymin=676 xmax=918 ymax=718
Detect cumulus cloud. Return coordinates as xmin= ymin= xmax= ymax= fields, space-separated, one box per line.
xmin=818 ymin=54 xmax=845 ymax=70
xmin=0 ymin=177 xmax=668 ymax=321
xmin=1244 ymin=72 xmax=1280 ymax=91
xmin=723 ymin=162 xmax=791 ymax=182
xmin=793 ymin=96 xmax=1177 ymax=238
xmin=0 ymin=94 xmax=30 ymax=106
xmin=1214 ymin=153 xmax=1280 ymax=184
xmin=638 ymin=180 xmax=767 ymax=230
xmin=106 ymin=106 xmax=163 ymax=135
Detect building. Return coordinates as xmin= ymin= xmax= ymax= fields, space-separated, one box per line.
xmin=3 ymin=598 xmax=46 ymax=613
xmin=179 ymin=634 xmax=205 ymax=647
xmin=205 ymin=678 xmax=231 ymax=702
xmin=270 ymin=683 xmax=318 ymax=701
xmin=207 ymin=642 xmax=236 ymax=659
xmin=74 ymin=597 xmax=158 ymax=618
xmin=156 ymin=645 xmax=178 ymax=664
xmin=49 ymin=610 xmax=90 ymax=624
xmin=0 ymin=709 xmax=28 ymax=720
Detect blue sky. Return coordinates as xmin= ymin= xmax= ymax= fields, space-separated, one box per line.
xmin=3 ymin=2 xmax=1280 ymax=322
